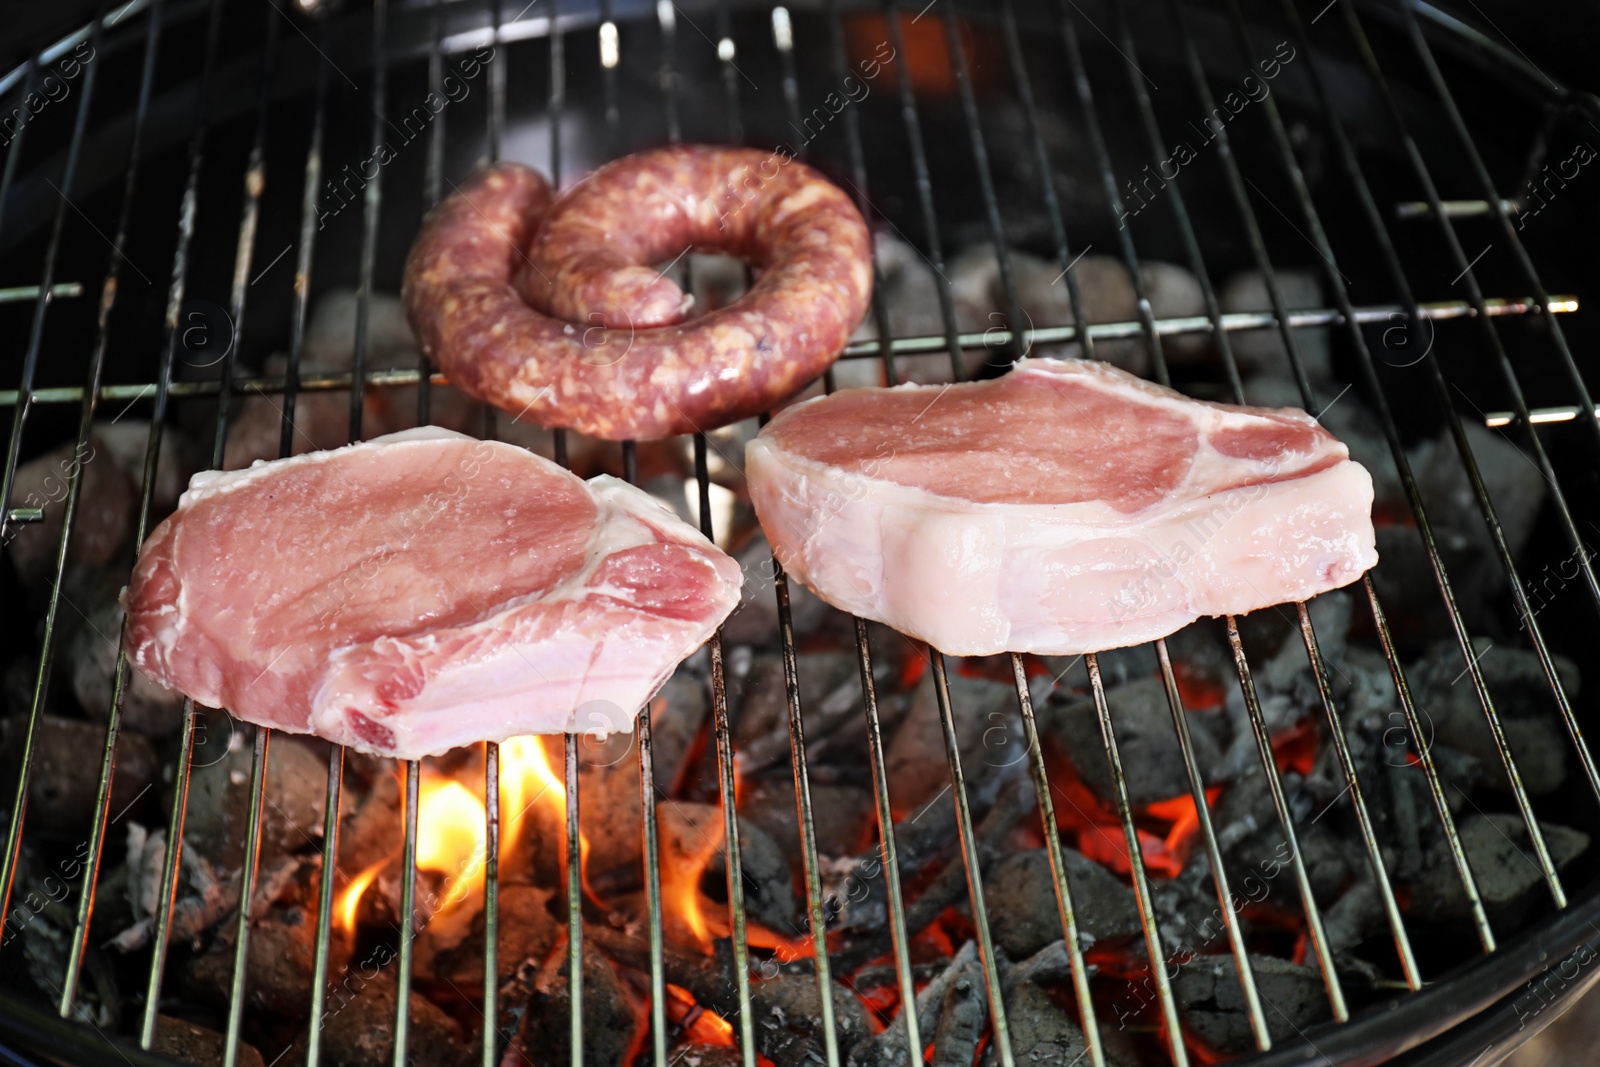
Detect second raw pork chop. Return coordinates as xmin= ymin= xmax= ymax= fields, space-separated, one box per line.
xmin=746 ymin=359 xmax=1377 ymax=655
xmin=124 ymin=428 xmax=740 ymax=758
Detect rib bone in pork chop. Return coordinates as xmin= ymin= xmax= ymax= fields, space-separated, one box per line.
xmin=124 ymin=428 xmax=740 ymax=758
xmin=746 ymin=359 xmax=1377 ymax=656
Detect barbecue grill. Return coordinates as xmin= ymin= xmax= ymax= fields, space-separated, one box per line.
xmin=1 ymin=0 xmax=1598 ymax=1064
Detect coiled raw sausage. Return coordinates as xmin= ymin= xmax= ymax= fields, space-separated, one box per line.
xmin=402 ymin=147 xmax=872 ymax=441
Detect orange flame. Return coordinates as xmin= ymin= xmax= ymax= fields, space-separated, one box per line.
xmin=665 ymin=820 xmax=729 ymax=952
xmin=337 ymin=861 xmax=386 ymax=936
xmin=416 ymin=778 xmax=490 ymax=908
xmin=500 ymin=735 xmax=563 ymax=848
xmin=659 ymin=806 xmax=812 ymax=957
xmin=335 ymin=737 xmax=597 ymax=936
xmin=500 ymin=735 xmax=594 ymax=899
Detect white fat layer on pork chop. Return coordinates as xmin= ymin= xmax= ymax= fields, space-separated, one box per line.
xmin=746 ymin=357 xmax=1376 ymax=656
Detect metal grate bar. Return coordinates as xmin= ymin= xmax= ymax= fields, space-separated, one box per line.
xmin=714 ymin=0 xmax=743 ymax=137
xmin=487 ymin=0 xmax=505 ymax=161
xmin=564 ymin=734 xmax=583 ymax=1066
xmin=1089 ymin=655 xmax=1189 ymax=1066
xmin=333 ymin=3 xmax=424 ymax=1059
xmin=395 ymin=760 xmax=421 ymax=1065
xmin=776 ymin=571 xmax=845 ymax=1067
xmin=1155 ymin=642 xmax=1270 ymax=1047
xmin=597 ymin=0 xmax=620 ymax=149
xmin=306 ymin=746 xmax=346 ymax=1067
xmin=416 ymin=0 xmax=448 ymax=428
xmin=132 ymin=0 xmax=227 ymax=1037
xmin=1394 ymin=1 xmax=1600 ymax=456
xmin=1297 ymin=602 xmax=1421 ymax=986
xmin=0 ymin=292 xmax=1573 ymax=415
xmin=941 ymin=3 xmax=1024 ymax=366
xmin=463 ymin=15 xmax=506 ymax=1062
xmin=0 ymin=7 xmax=107 ymax=946
xmin=635 ymin=707 xmax=668 ymax=1067
xmin=1114 ymin=2 xmax=1243 ymax=397
xmin=923 ymin=653 xmax=1016 ymax=1067
xmin=296 ymin=10 xmax=345 ymax=1065
xmin=1105 ymin=5 xmax=1272 ymax=1044
xmin=1329 ymin=1 xmax=1600 ymax=811
xmin=57 ymin=0 xmax=166 ymax=1016
xmin=1484 ymin=402 xmax=1600 ymax=428
xmin=1009 ymin=653 xmax=1106 ymax=1066
xmin=479 ymin=0 xmax=506 ymax=443
xmin=998 ymin=0 xmax=1094 ymax=354
xmin=1056 ymin=2 xmax=1169 ymax=383
xmin=881 ymin=0 xmax=966 ymax=383
xmin=477 ymin=10 xmax=511 ymax=1062
xmin=1208 ymin=0 xmax=1423 ymax=992
xmin=1163 ymin=0 xmax=1511 ymax=946
xmin=1217 ymin=0 xmax=1566 ymax=908
xmin=214 ymin=11 xmax=284 ymax=1065
xmin=285 ymin=13 xmax=334 ymax=459
xmin=0 ymin=282 xmax=81 ymax=303
xmin=854 ymin=623 xmax=924 ymax=1061
xmin=354 ymin=0 xmax=390 ymax=447
xmin=1224 ymin=618 xmax=1349 ymax=1021
xmin=656 ymin=0 xmax=680 ymax=140
xmin=223 ymin=730 xmax=272 ymax=1067
xmin=822 ymin=0 xmax=898 ymax=386
xmin=483 ymin=743 xmax=501 ymax=1067
xmin=710 ymin=633 xmax=758 ymax=1062
xmin=210 ymin=2 xmax=279 ymax=469
xmin=140 ymin=700 xmax=198 ymax=1048
xmin=550 ymin=7 xmax=567 ymax=469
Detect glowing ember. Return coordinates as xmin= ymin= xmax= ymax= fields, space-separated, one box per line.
xmin=1172 ymin=661 xmax=1225 ymax=711
xmin=1272 ymin=717 xmax=1321 ymax=777
xmin=669 ymin=984 xmax=737 ymax=1046
xmin=1044 ymin=734 xmax=1226 ymax=879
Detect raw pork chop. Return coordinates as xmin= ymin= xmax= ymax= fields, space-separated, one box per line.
xmin=124 ymin=428 xmax=740 ymax=758
xmin=746 ymin=359 xmax=1377 ymax=656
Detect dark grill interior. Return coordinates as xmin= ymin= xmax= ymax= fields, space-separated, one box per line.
xmin=1 ymin=0 xmax=1599 ymax=1065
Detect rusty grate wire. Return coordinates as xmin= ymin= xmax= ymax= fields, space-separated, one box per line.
xmin=0 ymin=0 xmax=1597 ymax=1065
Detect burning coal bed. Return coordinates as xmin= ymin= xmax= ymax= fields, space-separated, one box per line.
xmin=1 ymin=245 xmax=1588 ymax=1067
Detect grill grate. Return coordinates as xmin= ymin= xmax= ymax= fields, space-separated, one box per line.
xmin=0 ymin=1 xmax=1596 ymax=1065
